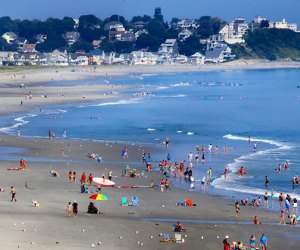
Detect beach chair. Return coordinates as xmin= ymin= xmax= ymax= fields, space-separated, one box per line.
xmin=174 ymin=233 xmax=183 ymax=243
xmin=162 ymin=233 xmax=170 ymax=243
xmin=132 ymin=196 xmax=139 ymax=207
xmin=121 ymin=197 xmax=128 ymax=206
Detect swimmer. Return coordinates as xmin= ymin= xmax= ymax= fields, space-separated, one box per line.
xmin=224 ymin=165 xmax=229 ymax=178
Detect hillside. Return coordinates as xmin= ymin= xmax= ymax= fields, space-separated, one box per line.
xmin=231 ymin=28 xmax=300 ymax=61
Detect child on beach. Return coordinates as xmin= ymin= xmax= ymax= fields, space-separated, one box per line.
xmin=10 ymin=186 xmax=17 ymax=202
xmin=279 ymin=210 xmax=286 ymax=224
xmin=235 ymin=202 xmax=240 ymax=218
xmin=66 ymin=202 xmax=72 ymax=216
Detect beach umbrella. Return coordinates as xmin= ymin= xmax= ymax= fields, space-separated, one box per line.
xmin=89 ymin=194 xmax=108 ymax=201
xmin=89 ymin=194 xmax=108 ymax=213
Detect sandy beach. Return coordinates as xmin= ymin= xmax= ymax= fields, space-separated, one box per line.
xmin=0 ymin=61 xmax=300 ymax=249
xmin=0 ymin=136 xmax=299 ymax=249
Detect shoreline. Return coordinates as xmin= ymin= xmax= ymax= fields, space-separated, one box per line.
xmin=0 ymin=135 xmax=299 ymax=249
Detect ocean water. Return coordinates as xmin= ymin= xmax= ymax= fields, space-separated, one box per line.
xmin=0 ymin=68 xmax=300 ymax=200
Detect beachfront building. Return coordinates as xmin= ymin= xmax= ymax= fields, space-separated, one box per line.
xmin=87 ymin=50 xmax=105 ymax=65
xmin=68 ymin=53 xmax=89 ymax=66
xmin=1 ymin=32 xmax=18 ymax=44
xmin=16 ymin=52 xmax=47 ymax=66
xmin=47 ymin=51 xmax=68 ymax=66
xmin=129 ymin=51 xmax=158 ymax=65
xmin=64 ymin=32 xmax=80 ymax=46
xmin=0 ymin=52 xmax=18 ymax=66
xmin=158 ymin=39 xmax=179 ymax=58
xmin=178 ymin=29 xmax=193 ymax=41
xmin=189 ymin=52 xmax=205 ymax=65
xmin=205 ymin=42 xmax=235 ymax=63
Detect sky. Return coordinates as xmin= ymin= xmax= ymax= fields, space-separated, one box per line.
xmin=1 ymin=0 xmax=299 ymax=25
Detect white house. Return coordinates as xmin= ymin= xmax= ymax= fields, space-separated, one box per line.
xmin=205 ymin=42 xmax=235 ymax=63
xmin=2 ymin=32 xmax=18 ymax=44
xmin=47 ymin=51 xmax=68 ymax=66
xmin=189 ymin=52 xmax=205 ymax=65
xmin=158 ymin=39 xmax=179 ymax=57
xmin=178 ymin=29 xmax=193 ymax=41
xmin=64 ymin=32 xmax=80 ymax=46
xmin=129 ymin=51 xmax=158 ymax=65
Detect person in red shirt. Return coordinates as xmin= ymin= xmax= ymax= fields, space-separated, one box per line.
xmin=88 ymin=173 xmax=93 ymax=185
xmin=223 ymin=236 xmax=230 ymax=250
xmin=80 ymin=172 xmax=86 ymax=184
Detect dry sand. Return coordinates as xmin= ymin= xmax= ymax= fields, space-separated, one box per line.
xmin=0 ymin=136 xmax=299 ymax=249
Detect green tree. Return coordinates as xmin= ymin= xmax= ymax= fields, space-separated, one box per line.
xmin=36 ymin=34 xmax=66 ymax=52
xmin=135 ymin=34 xmax=162 ymax=51
xmin=178 ymin=36 xmax=204 ymax=56
xmin=260 ymin=20 xmax=269 ymax=28
xmin=69 ymin=40 xmax=93 ymax=53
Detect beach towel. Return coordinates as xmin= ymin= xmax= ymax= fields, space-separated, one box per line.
xmin=185 ymin=199 xmax=193 ymax=206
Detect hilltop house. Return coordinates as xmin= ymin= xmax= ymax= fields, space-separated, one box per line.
xmin=269 ymin=19 xmax=298 ymax=32
xmin=2 ymin=32 xmax=18 ymax=44
xmin=215 ymin=18 xmax=248 ymax=44
xmin=36 ymin=34 xmax=47 ymax=44
xmin=64 ymin=32 xmax=80 ymax=46
xmin=178 ymin=29 xmax=193 ymax=41
xmin=158 ymin=39 xmax=179 ymax=58
xmin=108 ymin=24 xmax=126 ymax=40
xmin=115 ymin=31 xmax=136 ymax=42
xmin=174 ymin=19 xmax=199 ymax=30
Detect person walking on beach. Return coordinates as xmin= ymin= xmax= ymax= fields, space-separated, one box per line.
xmin=224 ymin=165 xmax=229 ymax=178
xmin=260 ymin=234 xmax=267 ymax=250
xmin=73 ymin=171 xmax=76 ymax=183
xmin=292 ymin=197 xmax=298 ymax=215
xmin=279 ymin=193 xmax=284 ymax=211
xmin=80 ymin=172 xmax=86 ymax=184
xmin=264 ymin=192 xmax=269 ymax=210
xmin=279 ymin=210 xmax=286 ymax=224
xmin=10 ymin=186 xmax=17 ymax=202
xmin=188 ymin=152 xmax=193 ymax=163
xmin=270 ymin=190 xmax=275 ymax=209
xmin=195 ymin=152 xmax=199 ymax=164
xmin=66 ymin=202 xmax=72 ymax=217
xmin=235 ymin=202 xmax=240 ymax=218
xmin=68 ymin=171 xmax=73 ymax=183
xmin=72 ymin=201 xmax=78 ymax=217
xmin=17 ymin=127 xmax=21 ymax=140
xmin=88 ymin=173 xmax=93 ymax=185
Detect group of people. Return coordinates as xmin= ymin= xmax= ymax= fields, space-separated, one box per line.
xmin=68 ymin=171 xmax=77 ymax=183
xmin=223 ymin=234 xmax=267 ymax=250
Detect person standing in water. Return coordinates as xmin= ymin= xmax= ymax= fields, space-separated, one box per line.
xmin=265 ymin=176 xmax=269 ymax=188
xmin=224 ymin=165 xmax=229 ymax=178
xmin=165 ymin=137 xmax=169 ymax=148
